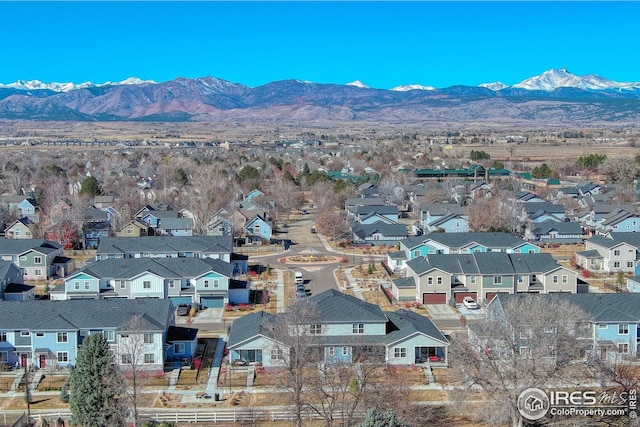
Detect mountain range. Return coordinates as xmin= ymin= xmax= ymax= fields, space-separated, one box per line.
xmin=0 ymin=69 xmax=639 ymax=124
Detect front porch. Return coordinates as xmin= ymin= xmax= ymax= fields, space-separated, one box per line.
xmin=415 ymin=346 xmax=448 ymax=366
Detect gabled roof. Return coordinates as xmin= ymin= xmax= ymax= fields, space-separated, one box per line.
xmin=609 ymin=232 xmax=640 ymax=250
xmin=96 ymin=236 xmax=233 ymax=256
xmin=352 ymin=222 xmax=407 ymax=239
xmin=392 ymin=277 xmax=415 ymax=288
xmin=402 ymin=231 xmax=530 ymax=251
xmin=310 ymin=289 xmax=388 ymax=323
xmin=0 ymin=238 xmax=61 ymax=256
xmin=71 ymin=257 xmax=233 ymax=281
xmin=522 ymin=202 xmax=565 ymax=215
xmin=587 ymin=235 xmax=628 ymax=249
xmin=420 ymin=203 xmax=468 ymax=216
xmin=157 ymin=217 xmax=194 ymax=230
xmin=345 ymin=197 xmax=385 ymax=207
xmin=576 ymin=249 xmax=602 ymax=258
xmin=531 ymin=220 xmax=583 ymax=235
xmin=384 ymin=309 xmax=449 ymax=345
xmin=227 ymin=311 xmax=276 ymax=347
xmin=356 ymin=205 xmax=398 ymax=216
xmin=0 ymin=299 xmax=172 ymax=331
xmin=427 ymin=213 xmax=467 ymax=228
xmin=417 ymin=252 xmax=563 ymax=275
xmin=495 ymin=293 xmax=640 ymax=324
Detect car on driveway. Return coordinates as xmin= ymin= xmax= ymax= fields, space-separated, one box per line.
xmin=462 ymin=297 xmax=478 ymax=310
xmin=176 ymin=304 xmax=191 ymax=316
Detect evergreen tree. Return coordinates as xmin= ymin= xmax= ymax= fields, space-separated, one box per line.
xmin=70 ymin=334 xmax=125 ymax=427
xmin=59 ymin=384 xmax=69 ymax=403
xmin=358 ymin=408 xmax=411 ymax=427
xmin=79 ymin=176 xmax=101 ymax=197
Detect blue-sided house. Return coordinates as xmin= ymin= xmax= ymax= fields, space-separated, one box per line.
xmin=227 ymin=289 xmax=449 ymax=368
xmin=0 ymin=299 xmax=196 ymax=371
xmin=244 ymin=214 xmax=273 ymax=244
xmin=487 ymin=293 xmax=640 ymax=361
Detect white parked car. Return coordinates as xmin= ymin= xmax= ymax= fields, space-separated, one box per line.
xmin=462 ymin=296 xmax=478 ymax=310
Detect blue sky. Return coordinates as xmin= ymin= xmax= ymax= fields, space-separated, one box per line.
xmin=0 ymin=2 xmax=638 ymax=89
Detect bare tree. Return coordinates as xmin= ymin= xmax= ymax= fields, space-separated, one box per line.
xmin=315 ymin=209 xmax=349 ymax=241
xmin=265 ymin=300 xmax=323 ymax=427
xmin=450 ymin=295 xmax=593 ymax=427
xmin=600 ymin=157 xmax=640 ymax=186
xmin=117 ymin=315 xmax=155 ymax=426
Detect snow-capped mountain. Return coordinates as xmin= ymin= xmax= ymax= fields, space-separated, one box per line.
xmin=1 ymin=69 xmax=640 ymax=124
xmin=346 ymin=80 xmax=369 ymax=89
xmin=512 ymin=68 xmax=640 ymax=91
xmin=390 ymin=84 xmax=435 ymax=92
xmin=479 ymin=82 xmax=508 ymax=91
xmin=0 ymin=77 xmax=156 ymax=92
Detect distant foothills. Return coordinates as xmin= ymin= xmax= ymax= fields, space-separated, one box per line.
xmin=0 ymin=69 xmax=639 ymax=124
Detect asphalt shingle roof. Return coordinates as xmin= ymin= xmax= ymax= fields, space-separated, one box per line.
xmin=96 ymin=236 xmax=233 ymax=256
xmin=0 ymin=299 xmax=172 ymax=331
xmin=72 ymin=257 xmax=233 ymax=280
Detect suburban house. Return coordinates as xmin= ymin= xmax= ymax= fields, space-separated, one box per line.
xmin=0 ymin=260 xmax=34 ymax=301
xmin=4 ymin=218 xmax=37 ymax=240
xmin=0 ymin=299 xmax=197 ymax=370
xmin=577 ymin=204 xmax=637 ymax=236
xmin=0 ymin=196 xmax=39 ymax=223
xmin=397 ymin=232 xmax=540 ymax=264
xmin=403 ymin=252 xmax=577 ymax=305
xmin=95 ymin=236 xmax=246 ymax=275
xmin=0 ymin=238 xmax=74 ymax=281
xmin=521 ymin=202 xmax=566 ymax=223
xmin=595 ymin=209 xmax=640 ymax=235
xmin=514 ymin=191 xmax=546 ymax=203
xmin=351 ymin=222 xmax=408 ymax=246
xmin=205 ymin=215 xmax=234 ymax=237
xmin=118 ymin=219 xmax=153 ymax=237
xmin=227 ymin=289 xmax=449 ymax=367
xmin=355 ymin=205 xmax=399 ymax=224
xmin=417 ymin=204 xmax=469 ymax=234
xmin=155 ymin=217 xmax=194 ymax=237
xmin=486 ymin=293 xmax=640 ymax=361
xmin=575 ymin=235 xmax=637 ymax=274
xmin=244 ymin=214 xmax=273 ymax=244
xmin=525 ymin=219 xmax=584 ymax=243
xmin=52 ymin=257 xmax=248 ymax=308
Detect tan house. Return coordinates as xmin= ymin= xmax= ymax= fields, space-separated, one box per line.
xmin=5 ymin=218 xmax=37 ymax=240
xmin=117 ymin=219 xmax=152 ymax=237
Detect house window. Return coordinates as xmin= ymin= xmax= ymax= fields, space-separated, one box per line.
xmin=619 ymin=324 xmax=629 ymax=335
xmin=427 ymin=277 xmax=433 ymax=285
xmin=413 ymin=250 xmax=420 ymax=258
xmin=20 ymin=256 xmax=26 ymax=261
xmin=619 ymin=343 xmax=629 ymax=354
xmin=0 ymin=352 xmax=7 ymax=362
xmin=35 ymin=269 xmax=42 ymax=276
xmin=517 ymin=275 xmax=523 ymax=283
xmin=14 ymin=229 xmax=21 ymax=237
xmin=36 ymin=332 xmax=44 ymax=337
xmin=471 ymin=276 xmax=476 ymax=284
xmin=519 ymin=347 xmax=529 ymax=356
xmin=614 ymin=250 xmax=621 ymax=256
xmin=598 ymin=324 xmax=607 ymax=329
xmin=628 ymin=262 xmax=634 ymax=268
xmin=204 ymin=280 xmax=210 ymax=288
xmin=169 ymin=280 xmax=175 ymax=288
xmin=126 ymin=228 xmax=133 ymax=235
xmin=553 ymin=275 xmax=558 ymax=284
xmin=352 ymin=323 xmax=364 ymax=334
xmin=144 ymin=354 xmax=155 ymax=364
xmin=213 ymin=279 xmax=219 ymax=288
xmin=20 ymin=331 xmax=30 ymax=337
xmin=394 ymin=347 xmax=407 ymax=358
xmin=562 ymin=275 xmax=568 ymax=284
xmin=310 ymin=324 xmax=322 ymax=335
xmin=614 ymin=262 xmax=620 ymax=268
xmin=103 ymin=330 xmax=115 ymax=342
xmin=57 ymin=332 xmax=68 ymax=343
xmin=342 ymin=347 xmax=348 ymax=356
xmin=119 ymin=281 xmax=126 ymax=289
xmin=57 ymin=352 xmax=69 ymax=363
xmin=174 ymin=343 xmax=185 ymax=354
xmin=121 ymin=354 xmax=132 ymax=364
xmin=270 ymin=349 xmax=283 ymax=360
xmin=328 ymin=346 xmax=335 ymax=356
xmin=74 ymin=281 xmax=80 ymax=290
xmin=437 ymin=276 xmax=442 ymax=285
xmin=84 ymin=281 xmax=90 ymax=290
xmin=493 ymin=276 xmax=502 ymax=285
xmin=34 ymin=256 xmax=42 ymax=264
xmin=0 ymin=332 xmax=6 ymax=342
xmin=143 ymin=281 xmax=151 ymax=289
xmin=144 ymin=334 xmax=154 ymax=344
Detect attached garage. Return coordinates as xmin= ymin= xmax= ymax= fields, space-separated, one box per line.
xmin=485 ymin=292 xmax=508 ymax=303
xmin=423 ymin=293 xmax=447 ymax=304
xmin=454 ymin=292 xmax=478 ymax=304
xmin=170 ymin=297 xmax=193 ymax=307
xmin=200 ymin=296 xmax=225 ymax=308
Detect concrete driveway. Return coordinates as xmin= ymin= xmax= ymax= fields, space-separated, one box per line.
xmin=424 ymin=304 xmax=463 ymax=330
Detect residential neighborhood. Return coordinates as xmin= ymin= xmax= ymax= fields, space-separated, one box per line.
xmin=0 ymin=137 xmax=640 ymax=426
